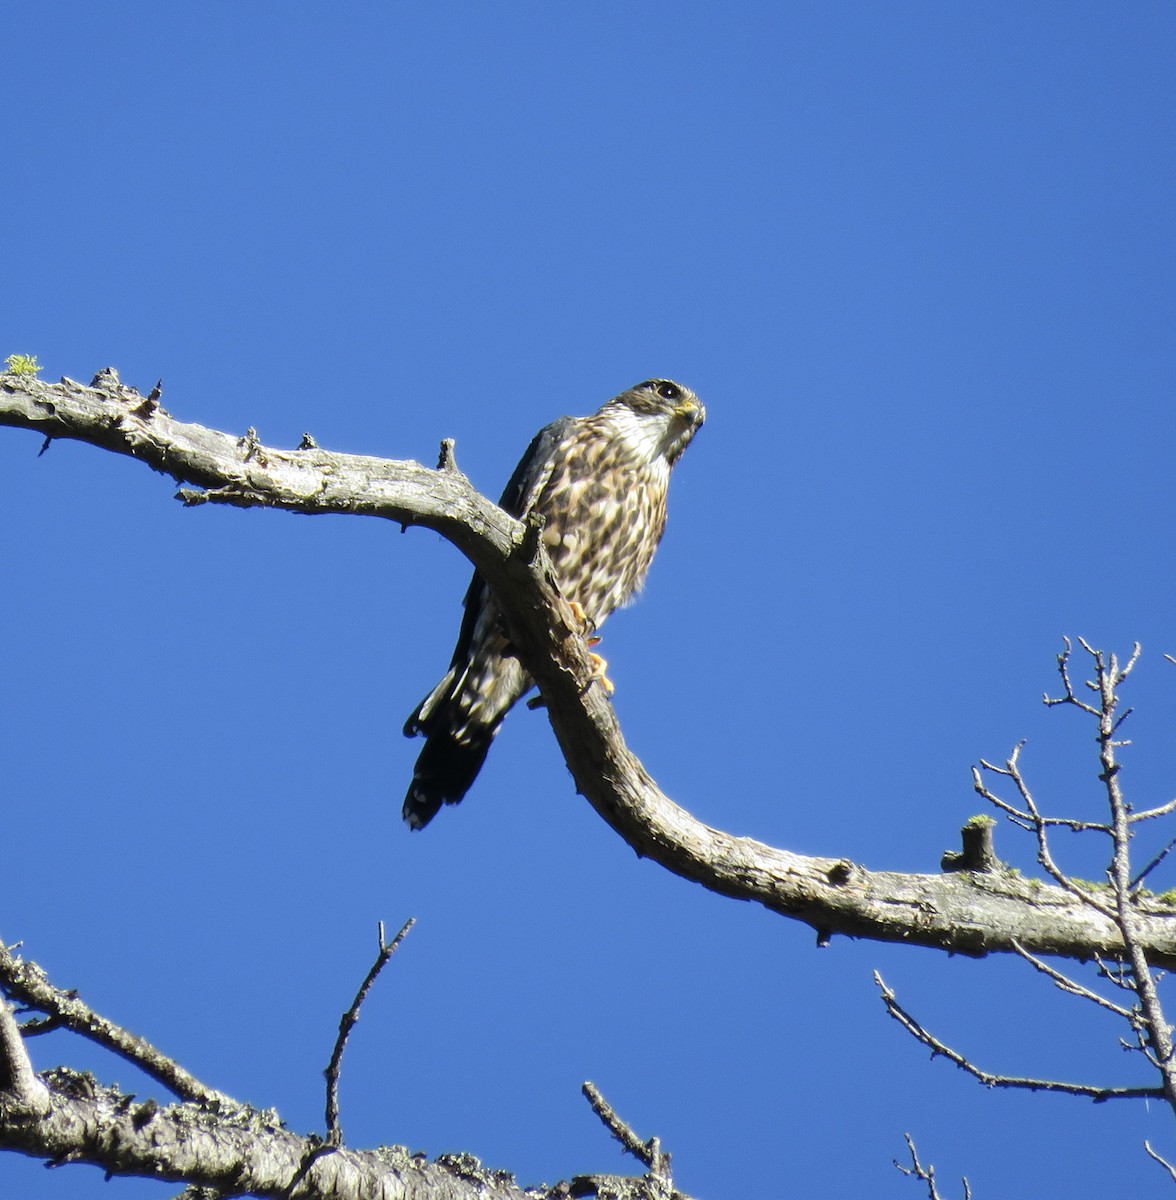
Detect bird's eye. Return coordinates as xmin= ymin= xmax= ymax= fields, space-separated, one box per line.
xmin=656 ymin=382 xmax=681 ymax=401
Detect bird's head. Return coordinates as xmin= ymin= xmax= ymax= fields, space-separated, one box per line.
xmin=604 ymin=379 xmax=706 ymax=465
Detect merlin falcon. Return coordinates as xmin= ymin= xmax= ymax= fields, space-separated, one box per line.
xmin=402 ymin=378 xmax=706 ymax=830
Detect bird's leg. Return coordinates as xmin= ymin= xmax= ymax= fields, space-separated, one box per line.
xmin=568 ymin=601 xmax=615 ymax=695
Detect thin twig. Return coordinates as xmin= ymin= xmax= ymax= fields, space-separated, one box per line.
xmin=1131 ymin=831 xmax=1176 ymax=891
xmin=894 ymin=1133 xmax=971 ymax=1200
xmin=1145 ymin=1140 xmax=1176 ymax=1183
xmin=580 ymin=1081 xmax=685 ymax=1200
xmin=324 ymin=919 xmax=415 ymax=1147
xmin=1043 ymin=637 xmax=1102 ymax=717
xmin=974 ymin=746 xmax=1116 ymax=917
xmin=1131 ymin=798 xmax=1176 ymax=825
xmin=875 ymin=971 xmax=1161 ymax=1101
xmin=582 ymin=1081 xmax=651 ymax=1165
xmin=1010 ymin=940 xmax=1135 ymax=1020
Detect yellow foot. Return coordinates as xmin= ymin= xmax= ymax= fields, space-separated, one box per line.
xmin=588 ymin=651 xmax=616 ymax=695
xmin=568 ymin=601 xmax=614 ymax=694
xmin=568 ymin=599 xmax=591 ymax=630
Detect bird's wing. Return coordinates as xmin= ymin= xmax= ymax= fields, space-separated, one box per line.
xmin=445 ymin=415 xmax=578 ymax=669
xmin=496 ymin=415 xmax=578 ymax=517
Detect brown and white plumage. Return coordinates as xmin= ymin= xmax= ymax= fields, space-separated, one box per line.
xmin=402 ymin=379 xmax=705 ymax=830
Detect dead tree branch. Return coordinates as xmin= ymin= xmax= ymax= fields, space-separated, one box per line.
xmin=579 ymin=1083 xmax=688 ymax=1200
xmin=894 ymin=639 xmax=1176 ymax=1180
xmin=0 ymin=941 xmax=234 ymax=1108
xmin=875 ymin=971 xmax=1162 ymax=1101
xmin=1146 ymin=1140 xmax=1176 ymax=1184
xmin=324 ymin=920 xmax=415 ymax=1147
xmin=0 ymin=944 xmax=676 ymax=1200
xmin=894 ymin=1134 xmax=971 ymax=1200
xmin=4 ymin=370 xmax=1176 ymax=968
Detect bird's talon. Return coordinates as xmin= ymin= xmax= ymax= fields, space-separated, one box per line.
xmin=588 ymin=651 xmax=616 ymax=695
xmin=567 ymin=599 xmax=593 ymax=633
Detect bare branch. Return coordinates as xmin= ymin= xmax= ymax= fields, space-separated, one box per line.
xmin=972 ymin=752 xmax=1110 ymax=834
xmin=940 ymin=817 xmax=1002 ymax=874
xmin=875 ymin=972 xmax=1161 ymax=1102
xmin=1044 ymin=637 xmax=1101 ymax=717
xmin=1078 ymin=640 xmax=1176 ymax=1113
xmin=1145 ymin=1140 xmax=1176 ymax=1184
xmin=1131 ymin=798 xmax=1176 ymax=825
xmin=1131 ymin=831 xmax=1176 ymax=891
xmin=0 ymin=1066 xmax=611 ymax=1200
xmin=0 ymin=936 xmax=676 ymax=1199
xmin=5 ymin=374 xmax=1176 ymax=968
xmin=894 ymin=1134 xmax=971 ymax=1200
xmin=0 ymin=940 xmax=235 ymax=1108
xmin=974 ymin=747 xmax=1116 ymax=918
xmin=580 ymin=1083 xmax=685 ymax=1200
xmin=582 ymin=1082 xmax=652 ymax=1165
xmin=0 ymin=995 xmax=50 ymax=1117
xmin=1010 ymin=940 xmax=1135 ymax=1020
xmin=324 ymin=919 xmax=415 ymax=1146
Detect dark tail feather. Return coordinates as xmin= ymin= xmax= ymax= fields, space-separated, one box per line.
xmin=402 ymin=727 xmax=496 ymax=830
xmin=402 ymin=649 xmax=527 ymax=829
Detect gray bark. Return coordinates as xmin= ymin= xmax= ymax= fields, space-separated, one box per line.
xmin=2 ymin=368 xmax=1175 ymax=969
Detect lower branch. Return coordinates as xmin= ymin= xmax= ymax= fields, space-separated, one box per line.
xmin=0 ymin=961 xmax=678 ymax=1200
xmin=0 ymin=941 xmax=233 ymax=1108
xmin=876 ymin=972 xmax=1161 ymax=1102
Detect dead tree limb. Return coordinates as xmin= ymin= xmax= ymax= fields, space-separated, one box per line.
xmin=0 ymin=943 xmax=671 ymax=1199
xmin=5 ymin=369 xmax=1176 ymax=967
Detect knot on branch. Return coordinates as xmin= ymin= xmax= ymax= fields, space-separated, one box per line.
xmin=826 ymin=859 xmax=856 ymax=885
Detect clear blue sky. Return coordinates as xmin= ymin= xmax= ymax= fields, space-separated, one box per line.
xmin=4 ymin=4 xmax=1176 ymax=1197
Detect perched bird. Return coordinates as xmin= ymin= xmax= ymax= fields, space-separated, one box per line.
xmin=402 ymin=378 xmax=706 ymax=830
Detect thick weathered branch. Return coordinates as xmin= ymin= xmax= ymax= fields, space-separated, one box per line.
xmin=5 ymin=370 xmax=1176 ymax=967
xmin=0 ymin=1064 xmax=571 ymax=1199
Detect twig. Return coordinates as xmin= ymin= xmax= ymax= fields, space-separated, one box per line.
xmin=582 ymin=1081 xmax=652 ymax=1165
xmin=0 ymin=941 xmax=234 ymax=1108
xmin=874 ymin=971 xmax=1161 ymax=1101
xmin=581 ymin=1082 xmax=681 ymax=1200
xmin=973 ymin=747 xmax=1116 ymax=918
xmin=1145 ymin=1140 xmax=1176 ymax=1183
xmin=1130 ymin=798 xmax=1176 ymax=825
xmin=1131 ymin=830 xmax=1176 ymax=891
xmin=894 ymin=1133 xmax=971 ymax=1200
xmin=324 ymin=919 xmax=415 ymax=1146
xmin=972 ymin=757 xmax=1110 ymax=835
xmin=1009 ymin=940 xmax=1135 ymax=1020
